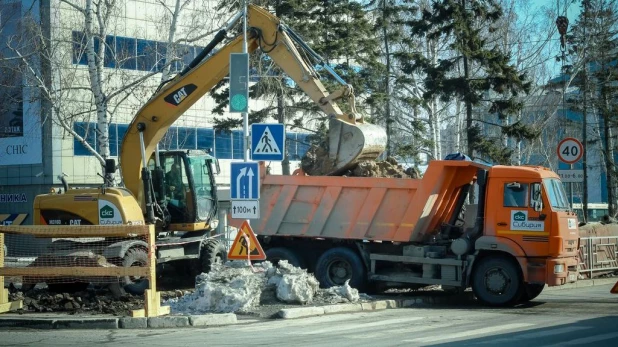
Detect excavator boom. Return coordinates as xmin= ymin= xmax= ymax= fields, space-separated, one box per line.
xmin=120 ymin=5 xmax=386 ymax=206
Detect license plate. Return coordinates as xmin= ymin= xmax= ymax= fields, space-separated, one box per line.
xmin=569 ymin=273 xmax=577 ymax=282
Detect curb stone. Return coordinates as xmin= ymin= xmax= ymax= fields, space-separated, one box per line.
xmin=54 ymin=318 xmax=118 ymax=330
xmin=119 ymin=317 xmax=148 ymax=329
xmin=148 ymin=316 xmax=190 ymax=328
xmin=190 ymin=313 xmax=237 ymax=327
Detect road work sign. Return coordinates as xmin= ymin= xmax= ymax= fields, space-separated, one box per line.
xmin=227 ymin=220 xmax=266 ymax=260
xmin=251 ymin=123 xmax=285 ymax=161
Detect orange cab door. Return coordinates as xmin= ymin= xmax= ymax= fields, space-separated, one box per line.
xmin=494 ymin=180 xmax=550 ymax=257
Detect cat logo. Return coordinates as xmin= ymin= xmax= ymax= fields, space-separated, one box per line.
xmin=164 ymin=84 xmax=197 ymax=106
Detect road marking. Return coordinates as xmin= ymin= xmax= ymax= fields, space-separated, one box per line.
xmin=236 ymin=313 xmax=378 ymax=332
xmin=348 ymin=322 xmax=454 ymax=339
xmin=542 ymin=332 xmax=618 ymax=346
xmin=293 ymin=317 xmax=425 ymax=335
xmin=402 ymin=323 xmax=534 ymax=343
xmin=480 ymin=326 xmax=591 ymax=344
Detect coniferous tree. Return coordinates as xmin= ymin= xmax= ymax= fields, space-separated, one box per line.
xmin=565 ymin=0 xmax=618 ymax=216
xmin=403 ymin=0 xmax=536 ymax=164
xmin=213 ymin=0 xmax=382 ymax=172
xmin=365 ymin=0 xmax=432 ymax=165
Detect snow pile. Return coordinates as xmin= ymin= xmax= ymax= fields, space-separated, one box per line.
xmin=167 ymin=260 xmax=365 ymax=315
xmin=167 ymin=261 xmax=271 ymax=314
xmin=316 ymin=280 xmax=360 ymax=304
xmin=266 ymin=260 xmax=320 ymax=304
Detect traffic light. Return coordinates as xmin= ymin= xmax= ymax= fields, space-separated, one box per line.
xmin=229 ymin=53 xmax=249 ymax=113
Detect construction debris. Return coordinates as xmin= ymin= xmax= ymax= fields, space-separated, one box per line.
xmin=8 ymin=286 xmax=144 ymax=316
xmin=166 ymin=260 xmax=366 ymax=315
xmin=301 ymin=147 xmax=419 ymax=178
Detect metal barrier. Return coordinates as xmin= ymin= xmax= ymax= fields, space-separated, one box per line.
xmin=0 ymin=224 xmax=169 ymax=317
xmin=578 ymin=236 xmax=618 ymax=278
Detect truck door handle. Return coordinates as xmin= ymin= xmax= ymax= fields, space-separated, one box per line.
xmin=497 ymin=222 xmax=507 ymax=226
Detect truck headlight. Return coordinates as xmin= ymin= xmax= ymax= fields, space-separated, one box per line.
xmin=554 ymin=264 xmax=564 ymax=274
xmin=209 ymin=219 xmax=219 ymax=230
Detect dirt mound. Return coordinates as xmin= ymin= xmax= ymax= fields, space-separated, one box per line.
xmin=300 ymin=135 xmax=418 ymax=178
xmin=8 ymin=286 xmax=144 ymax=316
xmin=301 ymin=144 xmax=419 ymax=179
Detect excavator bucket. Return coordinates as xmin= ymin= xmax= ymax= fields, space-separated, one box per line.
xmin=328 ymin=118 xmax=387 ymax=174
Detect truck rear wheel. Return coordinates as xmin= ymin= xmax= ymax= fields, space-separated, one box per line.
xmin=315 ymin=247 xmax=366 ymax=290
xmin=265 ymin=247 xmax=306 ymax=269
xmin=472 ymin=255 xmax=523 ymax=306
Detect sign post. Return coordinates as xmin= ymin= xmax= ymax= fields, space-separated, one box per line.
xmin=557 ymin=137 xmax=584 ymax=207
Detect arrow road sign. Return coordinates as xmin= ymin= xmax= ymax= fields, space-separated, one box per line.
xmin=231 ymin=200 xmax=260 ymax=219
xmin=251 ymin=123 xmax=285 ymax=161
xmin=230 ymin=161 xmax=260 ymax=200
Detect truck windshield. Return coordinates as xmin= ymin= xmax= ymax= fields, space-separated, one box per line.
xmin=543 ymin=178 xmax=570 ymax=210
xmin=188 ymin=156 xmax=216 ymax=220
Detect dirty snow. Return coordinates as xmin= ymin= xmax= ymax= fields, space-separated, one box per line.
xmin=166 ymin=260 xmax=365 ymax=315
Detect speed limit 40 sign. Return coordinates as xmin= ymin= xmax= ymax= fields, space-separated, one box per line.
xmin=557 ymin=137 xmax=583 ymax=164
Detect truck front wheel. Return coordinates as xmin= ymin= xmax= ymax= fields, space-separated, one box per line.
xmin=315 ymin=247 xmax=366 ymax=290
xmin=472 ymin=255 xmax=523 ymax=306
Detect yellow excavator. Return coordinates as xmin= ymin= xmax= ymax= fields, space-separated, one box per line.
xmin=28 ymin=4 xmax=386 ymax=294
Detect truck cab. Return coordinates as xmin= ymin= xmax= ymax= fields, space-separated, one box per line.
xmin=481 ymin=165 xmax=579 ymax=291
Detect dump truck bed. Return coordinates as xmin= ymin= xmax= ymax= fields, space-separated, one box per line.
xmin=236 ymin=160 xmax=488 ymax=243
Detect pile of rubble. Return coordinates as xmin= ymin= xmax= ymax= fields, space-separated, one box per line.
xmin=166 ymin=260 xmax=366 ymax=316
xmin=8 ymin=286 xmax=144 ymax=316
xmin=300 ymin=139 xmax=418 ymax=178
xmin=5 ymin=261 xmax=368 ymax=317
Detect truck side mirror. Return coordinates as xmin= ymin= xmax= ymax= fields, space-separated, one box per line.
xmin=531 ymin=183 xmax=543 ymax=212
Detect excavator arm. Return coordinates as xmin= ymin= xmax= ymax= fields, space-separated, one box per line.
xmin=119 ymin=4 xmax=386 ymax=208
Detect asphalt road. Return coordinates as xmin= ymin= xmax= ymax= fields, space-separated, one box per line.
xmin=0 ymin=284 xmax=616 ymax=347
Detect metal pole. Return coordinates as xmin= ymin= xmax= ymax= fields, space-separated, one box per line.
xmin=243 ymin=0 xmax=249 ymax=162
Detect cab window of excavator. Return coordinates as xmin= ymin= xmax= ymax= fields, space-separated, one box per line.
xmin=188 ymin=156 xmax=215 ymax=220
xmin=164 ymin=157 xmax=188 ymax=202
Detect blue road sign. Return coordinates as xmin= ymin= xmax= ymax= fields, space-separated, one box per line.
xmin=230 ymin=161 xmax=260 ymax=200
xmin=251 ymin=123 xmax=285 ymax=161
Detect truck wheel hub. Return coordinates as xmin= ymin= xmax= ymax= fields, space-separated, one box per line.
xmin=486 ymin=268 xmax=509 ymax=294
xmin=328 ymin=260 xmax=351 ymax=285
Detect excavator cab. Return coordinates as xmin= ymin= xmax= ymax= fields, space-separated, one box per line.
xmin=148 ymin=150 xmax=219 ymax=229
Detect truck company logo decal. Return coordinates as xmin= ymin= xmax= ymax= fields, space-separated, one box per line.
xmin=97 ymin=200 xmax=123 ymax=225
xmin=164 ymin=84 xmax=197 ymax=106
xmin=510 ymin=210 xmax=544 ymax=231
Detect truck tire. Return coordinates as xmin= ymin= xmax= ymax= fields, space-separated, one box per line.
xmin=520 ymin=283 xmax=544 ymax=302
xmin=265 ymin=247 xmax=306 ymax=269
xmin=472 ymin=255 xmax=523 ymax=306
xmin=121 ymin=247 xmax=150 ymax=296
xmin=199 ymin=239 xmax=226 ymax=274
xmin=315 ymin=247 xmax=367 ymax=290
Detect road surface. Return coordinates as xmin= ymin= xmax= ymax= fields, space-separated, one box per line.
xmin=0 ymin=284 xmax=616 ymax=346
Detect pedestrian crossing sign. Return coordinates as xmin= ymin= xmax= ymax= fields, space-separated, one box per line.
xmin=251 ymin=123 xmax=285 ymax=161
xmin=227 ymin=220 xmax=266 ymax=260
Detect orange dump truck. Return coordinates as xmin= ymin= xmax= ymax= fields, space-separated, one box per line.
xmin=232 ymin=158 xmax=580 ymax=306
